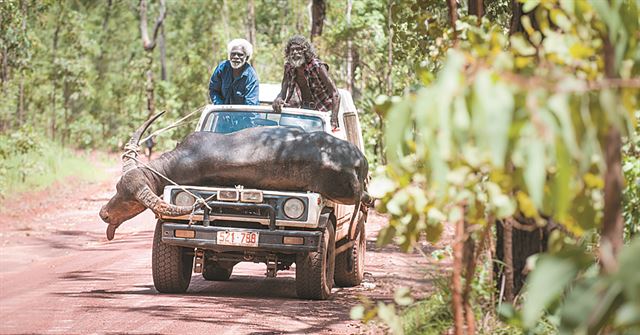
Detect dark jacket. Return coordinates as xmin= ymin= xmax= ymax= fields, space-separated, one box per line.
xmin=208 ymin=60 xmax=259 ymax=105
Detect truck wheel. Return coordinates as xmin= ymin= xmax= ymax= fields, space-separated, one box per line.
xmin=202 ymin=265 xmax=233 ymax=281
xmin=295 ymin=224 xmax=335 ymax=300
xmin=152 ymin=220 xmax=193 ymax=293
xmin=334 ymin=219 xmax=366 ymax=287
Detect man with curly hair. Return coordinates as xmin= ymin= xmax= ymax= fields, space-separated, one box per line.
xmin=272 ymin=35 xmax=340 ymax=130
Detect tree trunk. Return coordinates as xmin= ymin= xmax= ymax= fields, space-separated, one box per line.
xmin=310 ymin=0 xmax=325 ymax=42
xmin=221 ymin=0 xmax=230 ymax=42
xmin=159 ymin=25 xmax=167 ymax=81
xmin=468 ymin=0 xmax=484 ymax=18
xmin=452 ymin=212 xmax=465 ymax=335
xmin=1 ymin=46 xmax=8 ymax=91
xmin=16 ymin=0 xmax=27 ymax=127
xmin=447 ymin=0 xmax=457 ymax=40
xmin=17 ymin=76 xmax=24 ymax=127
xmin=139 ymin=0 xmax=166 ymax=51
xmin=509 ymin=0 xmax=538 ymax=36
xmin=139 ymin=0 xmax=166 ymax=118
xmin=96 ymin=0 xmax=112 ymax=79
xmin=50 ymin=6 xmax=63 ymax=140
xmin=600 ymin=33 xmax=624 ymax=269
xmin=386 ymin=0 xmax=393 ymax=96
xmin=345 ymin=0 xmax=353 ymax=93
xmin=495 ymin=218 xmax=548 ymax=300
xmin=247 ymin=0 xmax=256 ymax=48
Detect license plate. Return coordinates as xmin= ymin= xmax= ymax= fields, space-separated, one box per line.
xmin=216 ymin=231 xmax=259 ymax=247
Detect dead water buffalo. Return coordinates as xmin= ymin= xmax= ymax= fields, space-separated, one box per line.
xmin=99 ymin=113 xmax=370 ymax=240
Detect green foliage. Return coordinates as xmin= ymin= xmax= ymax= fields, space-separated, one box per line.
xmin=0 ymin=128 xmax=106 ymax=198
xmin=623 ymin=111 xmax=640 ymax=241
xmin=501 ymin=238 xmax=640 ymax=334
xmin=371 ymin=0 xmax=639 ymax=332
xmin=374 ymin=0 xmax=638 ymax=245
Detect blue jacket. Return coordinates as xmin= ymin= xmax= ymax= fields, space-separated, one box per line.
xmin=208 ymin=60 xmax=259 ymax=105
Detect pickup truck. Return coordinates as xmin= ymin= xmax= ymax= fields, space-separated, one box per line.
xmin=153 ymin=84 xmax=368 ymax=300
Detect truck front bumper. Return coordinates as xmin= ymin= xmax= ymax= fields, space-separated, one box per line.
xmin=161 ymin=223 xmax=322 ymax=253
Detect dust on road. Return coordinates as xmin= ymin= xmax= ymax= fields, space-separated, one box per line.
xmin=0 ymin=158 xmax=449 ymax=334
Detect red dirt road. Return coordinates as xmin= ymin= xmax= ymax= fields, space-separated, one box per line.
xmin=0 ymin=160 xmax=448 ymax=334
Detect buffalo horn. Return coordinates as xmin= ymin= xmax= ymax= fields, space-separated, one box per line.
xmin=122 ymin=112 xmax=166 ymax=174
xmin=135 ymin=185 xmax=194 ymax=216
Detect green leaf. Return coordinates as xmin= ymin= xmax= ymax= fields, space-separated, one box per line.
xmin=394 ymin=287 xmax=414 ymax=306
xmin=377 ymin=302 xmax=403 ymax=335
xmin=523 ymin=128 xmax=547 ymax=209
xmin=559 ymin=280 xmax=624 ymax=335
xmin=385 ymin=99 xmax=413 ymax=170
xmin=425 ymin=222 xmax=443 ymax=243
xmin=552 ymin=139 xmax=572 ymax=223
xmin=550 ymin=9 xmax=572 ymax=32
xmin=350 ymin=305 xmax=365 ymax=320
xmin=369 ymin=176 xmax=397 ymax=198
xmin=510 ymin=35 xmax=537 ymax=56
xmin=548 ymin=94 xmax=579 ymax=157
xmin=473 ymin=70 xmax=514 ymax=168
xmin=617 ymin=238 xmax=640 ymax=303
xmin=523 ymin=0 xmax=541 ymax=13
xmin=522 ymin=253 xmax=582 ymax=328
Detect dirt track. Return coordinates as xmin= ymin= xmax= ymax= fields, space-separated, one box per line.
xmin=0 ymin=158 xmax=449 ymax=334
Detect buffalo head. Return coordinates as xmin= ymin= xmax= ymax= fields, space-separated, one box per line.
xmin=99 ymin=112 xmax=192 ymax=240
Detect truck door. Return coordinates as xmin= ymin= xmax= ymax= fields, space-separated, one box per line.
xmin=333 ymin=112 xmax=363 ymax=240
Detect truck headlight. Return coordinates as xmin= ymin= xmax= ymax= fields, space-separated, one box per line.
xmin=175 ymin=191 xmax=195 ymax=207
xmin=241 ymin=190 xmax=263 ymax=203
xmin=218 ymin=190 xmax=239 ymax=201
xmin=283 ymin=198 xmax=305 ymax=219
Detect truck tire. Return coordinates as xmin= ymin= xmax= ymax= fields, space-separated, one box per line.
xmin=295 ymin=224 xmax=335 ymax=300
xmin=152 ymin=220 xmax=193 ymax=293
xmin=202 ymin=265 xmax=233 ymax=281
xmin=334 ymin=219 xmax=366 ymax=287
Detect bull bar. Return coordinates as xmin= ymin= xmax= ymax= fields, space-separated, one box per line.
xmin=161 ymin=201 xmax=323 ymax=252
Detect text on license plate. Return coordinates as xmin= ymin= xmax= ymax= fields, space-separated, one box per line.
xmin=216 ymin=231 xmax=259 ymax=247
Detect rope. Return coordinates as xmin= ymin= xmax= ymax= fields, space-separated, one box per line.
xmin=123 ymin=105 xmax=211 ymax=224
xmin=140 ymin=105 xmax=206 ymax=144
xmin=125 ymin=152 xmax=212 ymax=212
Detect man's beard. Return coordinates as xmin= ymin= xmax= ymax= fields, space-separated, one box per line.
xmin=288 ymin=55 xmax=305 ymax=68
xmin=230 ymin=60 xmax=245 ymax=69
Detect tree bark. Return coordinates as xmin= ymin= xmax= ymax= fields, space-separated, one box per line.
xmin=468 ymin=0 xmax=484 ymax=18
xmin=447 ymin=0 xmax=457 ymax=40
xmin=139 ymin=0 xmax=167 ymax=118
xmin=345 ymin=0 xmax=353 ymax=93
xmin=386 ymin=0 xmax=393 ymax=96
xmin=310 ymin=0 xmax=325 ymax=42
xmin=96 ymin=0 xmax=112 ymax=79
xmin=16 ymin=0 xmax=27 ymax=127
xmin=159 ymin=25 xmax=167 ymax=81
xmin=221 ymin=0 xmax=230 ymax=42
xmin=247 ymin=0 xmax=256 ymax=48
xmin=145 ymin=55 xmax=155 ymax=117
xmin=139 ymin=0 xmax=166 ymax=51
xmin=452 ymin=212 xmax=465 ymax=335
xmin=502 ymin=220 xmax=514 ymax=302
xmin=1 ymin=46 xmax=8 ymax=91
xmin=50 ymin=5 xmax=63 ymax=140
xmin=600 ymin=33 xmax=624 ymax=268
xmin=17 ymin=76 xmax=24 ymax=126
xmin=509 ymin=0 xmax=538 ymax=36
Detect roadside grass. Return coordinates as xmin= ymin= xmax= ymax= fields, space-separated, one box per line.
xmin=0 ymin=142 xmax=109 ymax=198
xmin=400 ymin=279 xmax=452 ymax=335
xmin=399 ymin=274 xmax=554 ymax=335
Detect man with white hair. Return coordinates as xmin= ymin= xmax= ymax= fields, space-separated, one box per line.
xmin=209 ymin=38 xmax=259 ymax=105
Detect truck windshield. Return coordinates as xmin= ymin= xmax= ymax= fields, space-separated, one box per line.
xmin=202 ymin=111 xmax=324 ymax=134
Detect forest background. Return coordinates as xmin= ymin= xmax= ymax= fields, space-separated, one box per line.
xmin=1 ymin=0 xmax=639 ymax=334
